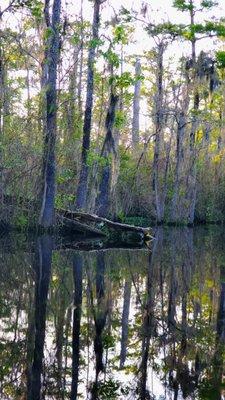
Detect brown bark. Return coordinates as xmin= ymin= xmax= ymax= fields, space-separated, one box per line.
xmin=132 ymin=58 xmax=141 ymax=147
xmin=39 ymin=0 xmax=62 ymax=227
xmin=152 ymin=43 xmax=166 ymax=223
xmin=76 ymin=0 xmax=106 ymax=209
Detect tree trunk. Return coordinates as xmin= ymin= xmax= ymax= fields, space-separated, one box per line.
xmin=152 ymin=43 xmax=165 ymax=224
xmin=0 ymin=42 xmax=9 ymax=205
xmin=76 ymin=0 xmax=104 ymax=210
xmin=95 ymin=91 xmax=119 ymax=217
xmin=187 ymin=5 xmax=198 ymax=225
xmin=0 ymin=44 xmax=4 ymax=204
xmin=132 ymin=58 xmax=141 ymax=147
xmin=39 ymin=0 xmax=61 ymax=228
xmin=67 ymin=45 xmax=79 ymax=139
xmin=170 ymin=109 xmax=187 ymax=223
xmin=78 ymin=0 xmax=84 ymax=117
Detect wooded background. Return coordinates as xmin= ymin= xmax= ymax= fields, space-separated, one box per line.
xmin=1 ymin=0 xmax=225 ymax=227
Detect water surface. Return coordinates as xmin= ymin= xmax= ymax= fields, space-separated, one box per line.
xmin=0 ymin=226 xmax=225 ymax=399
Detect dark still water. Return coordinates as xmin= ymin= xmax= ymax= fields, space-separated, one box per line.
xmin=1 ymin=227 xmax=225 ymax=400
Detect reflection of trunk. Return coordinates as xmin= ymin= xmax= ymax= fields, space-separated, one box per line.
xmin=27 ymin=235 xmax=53 ymax=400
xmin=55 ymin=269 xmax=67 ymax=396
xmin=90 ymin=253 xmax=108 ymax=400
xmin=132 ymin=58 xmax=141 ymax=147
xmin=26 ymin=283 xmax=35 ymax=388
xmin=94 ymin=253 xmax=107 ymax=378
xmin=138 ymin=232 xmax=159 ymax=399
xmin=180 ymin=230 xmax=193 ymax=355
xmin=39 ymin=0 xmax=61 ymax=227
xmin=64 ymin=307 xmax=72 ymax=390
xmin=180 ymin=286 xmax=187 ymax=356
xmin=120 ymin=279 xmax=132 ymax=368
xmin=168 ymin=262 xmax=177 ymax=329
xmin=195 ymin=284 xmax=225 ymax=400
xmin=76 ymin=0 xmax=104 ymax=209
xmin=95 ymin=91 xmax=119 ymax=217
xmin=71 ymin=254 xmax=83 ymax=400
xmin=213 ymin=282 xmax=225 ymax=392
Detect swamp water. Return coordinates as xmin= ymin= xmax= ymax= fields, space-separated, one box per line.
xmin=0 ymin=226 xmax=225 ymax=399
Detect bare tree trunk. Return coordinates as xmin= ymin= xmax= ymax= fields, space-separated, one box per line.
xmin=95 ymin=90 xmax=119 ymax=217
xmin=39 ymin=0 xmax=61 ymax=228
xmin=76 ymin=0 xmax=105 ymax=210
xmin=152 ymin=43 xmax=165 ymax=224
xmin=187 ymin=6 xmax=198 ymax=225
xmin=0 ymin=44 xmax=4 ymax=204
xmin=78 ymin=0 xmax=84 ymax=117
xmin=0 ymin=42 xmax=9 ymax=205
xmin=170 ymin=109 xmax=187 ymax=223
xmin=67 ymin=45 xmax=80 ymax=138
xmin=132 ymin=58 xmax=141 ymax=147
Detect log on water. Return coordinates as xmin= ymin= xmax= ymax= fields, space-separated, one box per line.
xmin=57 ymin=215 xmax=106 ymax=237
xmin=57 ymin=209 xmax=153 ymax=239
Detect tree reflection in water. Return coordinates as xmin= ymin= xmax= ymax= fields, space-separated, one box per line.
xmin=27 ymin=235 xmax=53 ymax=400
xmin=0 ymin=227 xmax=225 ymax=399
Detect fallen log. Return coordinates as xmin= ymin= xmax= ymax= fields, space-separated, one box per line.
xmin=57 ymin=209 xmax=153 ymax=239
xmin=57 ymin=215 xmax=106 ymax=237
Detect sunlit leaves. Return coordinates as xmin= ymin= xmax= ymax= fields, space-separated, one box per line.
xmin=113 ymin=25 xmax=129 ymax=45
xmin=90 ymin=37 xmax=104 ymax=49
xmin=14 ymin=0 xmax=43 ymax=22
xmin=110 ymin=72 xmax=134 ymax=89
xmin=173 ymin=0 xmax=194 ymax=11
xmin=200 ymin=0 xmax=219 ymax=8
xmin=114 ymin=110 xmax=126 ymax=129
xmin=173 ymin=0 xmax=218 ymax=11
xmin=102 ymin=48 xmax=120 ymax=68
xmin=120 ymin=6 xmax=133 ymax=23
xmin=216 ymin=51 xmax=225 ymax=69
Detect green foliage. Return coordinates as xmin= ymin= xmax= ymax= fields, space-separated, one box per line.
xmin=87 ymin=150 xmax=111 ymax=167
xmin=14 ymin=0 xmax=43 ymax=21
xmin=111 ymin=72 xmax=134 ymax=89
xmin=114 ymin=110 xmax=126 ymax=129
xmin=120 ymin=7 xmax=133 ymax=22
xmin=216 ymin=51 xmax=225 ymax=68
xmin=173 ymin=0 xmax=218 ymax=11
xmin=57 ymin=169 xmax=74 ymax=184
xmin=103 ymin=48 xmax=120 ymax=68
xmin=90 ymin=38 xmax=104 ymax=49
xmin=148 ymin=20 xmax=225 ymax=41
xmin=201 ymin=0 xmax=218 ymax=8
xmin=13 ymin=213 xmax=28 ymax=229
xmin=55 ymin=193 xmax=75 ymax=208
xmin=173 ymin=0 xmax=194 ymax=11
xmin=44 ymin=27 xmax=54 ymax=41
xmin=94 ymin=379 xmax=120 ymax=399
xmin=113 ymin=25 xmax=129 ymax=45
